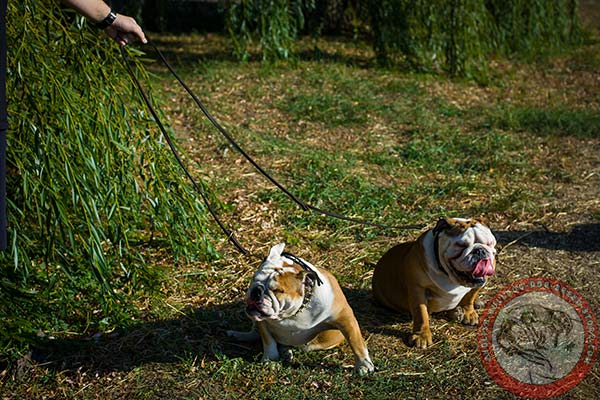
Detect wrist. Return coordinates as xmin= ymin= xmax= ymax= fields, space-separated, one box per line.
xmin=95 ymin=9 xmax=117 ymax=30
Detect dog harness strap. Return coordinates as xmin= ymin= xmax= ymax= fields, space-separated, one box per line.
xmin=281 ymin=251 xmax=324 ymax=286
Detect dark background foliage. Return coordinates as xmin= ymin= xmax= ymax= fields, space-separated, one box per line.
xmin=116 ymin=0 xmax=582 ymax=78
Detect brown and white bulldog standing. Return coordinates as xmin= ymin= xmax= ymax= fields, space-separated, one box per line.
xmin=372 ymin=217 xmax=497 ymax=349
xmin=227 ymin=243 xmax=375 ymax=375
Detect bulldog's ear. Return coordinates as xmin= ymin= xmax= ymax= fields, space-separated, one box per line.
xmin=433 ymin=218 xmax=452 ymax=235
xmin=268 ymin=243 xmax=286 ymax=260
xmin=302 ymin=270 xmax=318 ymax=288
xmin=473 ymin=216 xmax=488 ymax=226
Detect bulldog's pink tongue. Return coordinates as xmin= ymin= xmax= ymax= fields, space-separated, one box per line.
xmin=473 ymin=258 xmax=494 ymax=277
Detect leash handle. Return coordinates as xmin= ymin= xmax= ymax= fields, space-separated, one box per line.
xmin=146 ymin=40 xmax=424 ymax=232
xmin=119 ymin=46 xmax=248 ymax=255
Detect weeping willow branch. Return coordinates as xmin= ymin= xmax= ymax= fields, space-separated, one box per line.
xmin=1 ymin=0 xmax=216 ymax=354
xmin=226 ymin=0 xmax=583 ymax=78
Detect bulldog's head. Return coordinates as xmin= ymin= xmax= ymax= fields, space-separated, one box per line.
xmin=245 ymin=243 xmax=318 ymax=321
xmin=433 ymin=217 xmax=497 ymax=287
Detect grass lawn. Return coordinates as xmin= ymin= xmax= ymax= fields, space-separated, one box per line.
xmin=2 ymin=12 xmax=599 ymax=400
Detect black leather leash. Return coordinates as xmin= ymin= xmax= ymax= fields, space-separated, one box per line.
xmin=281 ymin=251 xmax=324 ymax=286
xmin=119 ymin=46 xmax=248 ymax=255
xmin=147 ymin=41 xmax=423 ymax=231
xmin=120 ymin=41 xmax=424 ymax=255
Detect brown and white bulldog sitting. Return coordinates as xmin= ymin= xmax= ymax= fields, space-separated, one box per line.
xmin=372 ymin=217 xmax=497 ymax=349
xmin=227 ymin=243 xmax=375 ymax=376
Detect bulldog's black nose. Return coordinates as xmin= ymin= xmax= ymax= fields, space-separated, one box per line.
xmin=473 ymin=247 xmax=487 ymax=259
xmin=250 ymin=285 xmax=264 ymax=302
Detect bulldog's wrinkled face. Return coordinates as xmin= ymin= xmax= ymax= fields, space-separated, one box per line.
xmin=435 ymin=218 xmax=497 ymax=287
xmin=245 ymin=243 xmax=309 ymax=321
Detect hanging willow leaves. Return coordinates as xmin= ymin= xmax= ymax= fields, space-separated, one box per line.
xmin=226 ymin=0 xmax=583 ymax=78
xmin=366 ymin=0 xmax=582 ymax=78
xmin=1 ymin=0 xmax=216 ymax=353
xmin=226 ymin=0 xmax=316 ymax=61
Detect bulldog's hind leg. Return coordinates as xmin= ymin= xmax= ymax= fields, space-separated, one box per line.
xmin=303 ymin=329 xmax=345 ymax=351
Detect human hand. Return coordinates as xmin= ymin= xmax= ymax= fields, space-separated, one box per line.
xmin=104 ymin=14 xmax=147 ymax=46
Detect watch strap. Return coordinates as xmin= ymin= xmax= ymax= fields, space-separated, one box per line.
xmin=95 ymin=10 xmax=117 ymax=29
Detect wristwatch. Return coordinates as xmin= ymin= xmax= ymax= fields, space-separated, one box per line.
xmin=95 ymin=10 xmax=117 ymax=29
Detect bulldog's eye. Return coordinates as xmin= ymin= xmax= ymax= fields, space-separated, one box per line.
xmin=271 ymin=288 xmax=283 ymax=294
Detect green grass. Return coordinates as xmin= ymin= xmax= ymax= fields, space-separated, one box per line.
xmin=486 ymin=106 xmax=600 ymax=137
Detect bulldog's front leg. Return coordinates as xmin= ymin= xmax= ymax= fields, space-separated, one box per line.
xmin=335 ymin=308 xmax=375 ymax=376
xmin=257 ymin=321 xmax=279 ymax=361
xmin=457 ymin=287 xmax=482 ymax=326
xmin=226 ymin=323 xmax=259 ymax=342
xmin=409 ymin=289 xmax=432 ymax=349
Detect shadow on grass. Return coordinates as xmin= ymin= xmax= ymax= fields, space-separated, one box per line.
xmin=145 ymin=36 xmax=238 ymax=66
xmin=145 ymin=36 xmax=375 ymax=70
xmin=25 ymin=286 xmax=413 ymax=375
xmin=29 ymin=300 xmax=258 ymax=374
xmin=495 ymin=222 xmax=600 ymax=252
xmin=343 ymin=287 xmax=414 ymax=346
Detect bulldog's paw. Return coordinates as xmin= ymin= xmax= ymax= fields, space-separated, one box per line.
xmin=410 ymin=327 xmax=433 ymax=349
xmin=261 ymin=348 xmax=280 ymax=362
xmin=280 ymin=347 xmax=294 ymax=365
xmin=462 ymin=308 xmax=479 ymax=326
xmin=355 ymin=358 xmax=375 ymax=376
